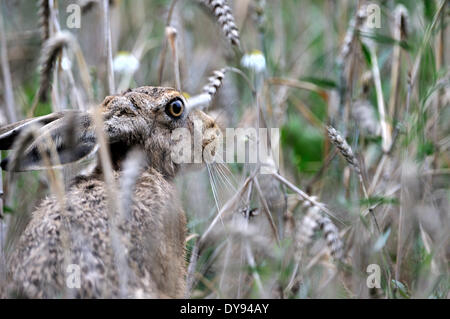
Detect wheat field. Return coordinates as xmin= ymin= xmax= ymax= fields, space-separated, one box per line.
xmin=0 ymin=0 xmax=449 ymax=299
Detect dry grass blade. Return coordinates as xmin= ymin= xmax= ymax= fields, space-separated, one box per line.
xmin=0 ymin=10 xmax=17 ymax=123
xmin=253 ymin=177 xmax=280 ymax=245
xmin=409 ymin=0 xmax=447 ymax=89
xmin=388 ymin=5 xmax=408 ymax=121
xmin=361 ymin=14 xmax=392 ymax=152
xmin=337 ymin=5 xmax=367 ymax=64
xmin=37 ymin=32 xmax=74 ymax=103
xmin=91 ymin=107 xmax=129 ymax=298
xmin=185 ymin=238 xmax=200 ymax=297
xmin=5 ymin=123 xmax=73 ymax=297
xmin=199 ymin=171 xmax=257 ymax=244
xmin=267 ymin=77 xmax=327 ymax=98
xmin=102 ymin=0 xmax=115 ymax=94
xmin=79 ymin=0 xmax=116 ymax=14
xmin=120 ymin=149 xmax=145 ymax=220
xmin=157 ymin=0 xmax=179 ymax=85
xmin=166 ymin=26 xmax=181 ymax=91
xmin=2 ymin=0 xmax=448 ymax=300
xmin=272 ymin=172 xmax=344 ymax=225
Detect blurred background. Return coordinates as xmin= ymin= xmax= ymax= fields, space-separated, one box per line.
xmin=0 ymin=0 xmax=449 ymax=298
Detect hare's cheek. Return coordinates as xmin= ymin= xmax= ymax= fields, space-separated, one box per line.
xmin=202 ymin=128 xmax=223 ymax=164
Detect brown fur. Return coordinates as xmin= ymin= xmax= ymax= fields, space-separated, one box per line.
xmin=1 ymin=86 xmax=219 ymax=298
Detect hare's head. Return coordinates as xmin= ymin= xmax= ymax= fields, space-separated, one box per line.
xmin=0 ymin=86 xmax=221 ymax=178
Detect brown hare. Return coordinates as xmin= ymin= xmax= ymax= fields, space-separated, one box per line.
xmin=0 ymin=86 xmax=220 ymax=298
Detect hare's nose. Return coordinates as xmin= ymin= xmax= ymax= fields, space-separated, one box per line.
xmin=188 ymin=110 xmax=217 ymax=130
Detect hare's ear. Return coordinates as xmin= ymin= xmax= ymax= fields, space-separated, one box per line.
xmin=0 ymin=112 xmax=69 ymax=150
xmin=0 ymin=112 xmax=98 ymax=171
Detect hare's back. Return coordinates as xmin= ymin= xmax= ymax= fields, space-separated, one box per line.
xmin=8 ymin=170 xmax=186 ymax=298
xmin=9 ymin=176 xmax=120 ymax=297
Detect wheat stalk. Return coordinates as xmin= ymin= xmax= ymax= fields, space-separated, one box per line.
xmin=253 ymin=177 xmax=280 ymax=245
xmin=166 ymin=26 xmax=181 ymax=91
xmin=326 ymin=126 xmax=360 ymax=174
xmin=337 ymin=5 xmax=367 ymax=64
xmin=327 ymin=126 xmax=384 ymax=235
xmin=203 ymin=68 xmax=227 ymax=98
xmin=200 ymin=0 xmax=241 ymax=48
xmin=319 ymin=215 xmax=344 ymax=260
xmin=157 ymin=0 xmax=179 ymax=85
xmin=91 ymin=107 xmax=129 ymax=298
xmin=187 ymin=67 xmax=251 ymax=111
xmin=5 ymin=123 xmax=74 ymax=297
xmin=38 ymin=0 xmax=50 ymax=42
xmin=102 ymin=0 xmax=115 ymax=94
xmin=327 ymin=125 xmax=372 ymax=204
xmin=388 ymin=5 xmax=408 ymax=121
xmin=37 ymin=32 xmax=74 ymax=103
xmin=296 ymin=197 xmax=344 ymax=261
xmin=79 ymin=0 xmax=116 ymax=14
xmin=119 ymin=149 xmax=145 ymax=220
xmin=0 ymin=9 xmax=17 ymax=123
xmin=295 ymin=202 xmax=321 ymax=258
xmin=272 ymin=172 xmax=344 ymax=225
xmin=188 ymin=68 xmax=227 ymax=110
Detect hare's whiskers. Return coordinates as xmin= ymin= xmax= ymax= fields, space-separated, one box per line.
xmin=214 ymin=163 xmax=236 ymax=191
xmin=210 ymin=164 xmax=234 ymax=205
xmin=217 ymin=162 xmax=238 ymax=184
xmin=206 ymin=164 xmax=221 ymax=211
xmin=210 ymin=164 xmax=229 ymax=191
xmin=207 ymin=164 xmax=227 ymax=230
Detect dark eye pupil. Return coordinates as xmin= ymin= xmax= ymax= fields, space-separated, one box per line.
xmin=166 ymin=99 xmax=183 ymax=118
xmin=171 ymin=101 xmax=182 ymax=114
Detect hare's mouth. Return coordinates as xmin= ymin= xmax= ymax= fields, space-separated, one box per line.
xmin=200 ymin=126 xmax=222 ymax=164
xmin=169 ymin=112 xmax=222 ymax=165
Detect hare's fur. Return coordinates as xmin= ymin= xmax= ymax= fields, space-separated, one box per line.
xmin=2 ymin=87 xmax=219 ymax=298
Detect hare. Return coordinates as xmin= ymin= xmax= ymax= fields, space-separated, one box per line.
xmin=0 ymin=86 xmax=220 ymax=298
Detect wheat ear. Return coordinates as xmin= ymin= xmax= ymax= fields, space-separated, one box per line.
xmin=327 ymin=125 xmax=370 ymax=201
xmin=38 ymin=32 xmax=74 ymax=103
xmin=187 ymin=68 xmax=227 ymax=110
xmin=203 ymin=68 xmax=227 ymax=98
xmin=327 ymin=126 xmax=383 ymax=233
xmin=327 ymin=126 xmax=360 ymax=174
xmin=295 ymin=202 xmax=321 ymax=257
xmin=296 ymin=197 xmax=344 ymax=261
xmin=201 ymin=0 xmax=241 ymax=48
xmin=38 ymin=0 xmax=50 ymax=42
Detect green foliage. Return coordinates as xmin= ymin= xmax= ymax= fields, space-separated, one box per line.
xmin=1 ymin=0 xmax=448 ymax=300
xmin=281 ymin=115 xmax=323 ymax=173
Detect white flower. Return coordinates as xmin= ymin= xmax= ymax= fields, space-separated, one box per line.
xmin=241 ymin=50 xmax=266 ymax=73
xmin=61 ymin=56 xmax=72 ymax=71
xmin=113 ymin=52 xmax=140 ymax=74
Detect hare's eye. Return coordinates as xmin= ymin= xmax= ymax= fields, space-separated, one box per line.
xmin=165 ymin=99 xmax=184 ymax=118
